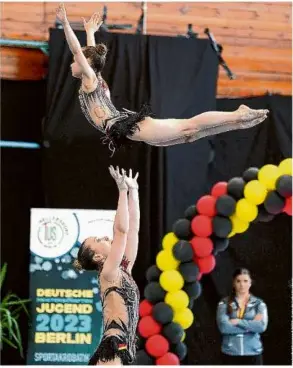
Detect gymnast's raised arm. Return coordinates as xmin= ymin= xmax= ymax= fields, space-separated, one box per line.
xmin=124 ymin=169 xmax=140 ymax=273
xmin=56 ymin=3 xmax=96 ymax=84
xmin=102 ymin=166 xmax=129 ymax=282
xmin=83 ymin=12 xmax=103 ymax=47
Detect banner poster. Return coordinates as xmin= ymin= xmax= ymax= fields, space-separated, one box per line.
xmin=27 ymin=208 xmax=115 ymax=365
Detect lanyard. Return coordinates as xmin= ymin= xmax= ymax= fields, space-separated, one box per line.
xmin=235 ymin=297 xmax=249 ymax=319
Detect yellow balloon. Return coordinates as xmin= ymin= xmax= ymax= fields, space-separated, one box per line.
xmin=279 ymin=158 xmax=292 ymax=176
xmin=165 ymin=290 xmax=189 ymax=311
xmin=258 ymin=164 xmax=281 ymax=190
xmin=173 ymin=308 xmax=194 ymax=330
xmin=230 ymin=214 xmax=249 ymax=234
xmin=156 ymin=250 xmax=180 ymax=271
xmin=181 ymin=331 xmax=186 ymax=342
xmin=160 ymin=270 xmax=184 ymax=292
xmin=162 ymin=232 xmax=179 ymax=251
xmin=244 ymin=180 xmax=267 ymax=205
xmin=235 ymin=198 xmax=258 ymax=222
xmin=228 ymin=230 xmax=235 ymax=238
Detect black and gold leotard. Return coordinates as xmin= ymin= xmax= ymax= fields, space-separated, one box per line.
xmin=88 ymin=258 xmax=140 ymax=365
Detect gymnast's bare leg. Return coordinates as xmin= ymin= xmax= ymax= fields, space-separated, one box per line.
xmin=128 ymin=105 xmax=268 ymax=146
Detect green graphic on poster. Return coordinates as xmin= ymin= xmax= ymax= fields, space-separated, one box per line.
xmin=27 ymin=208 xmax=115 ymax=365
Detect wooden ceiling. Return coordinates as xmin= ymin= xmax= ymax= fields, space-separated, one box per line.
xmin=1 ymin=2 xmax=292 ymax=97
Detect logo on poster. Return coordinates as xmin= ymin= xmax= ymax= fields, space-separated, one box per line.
xmin=31 ymin=214 xmax=79 ymax=259
xmin=38 ymin=217 xmax=67 ymax=248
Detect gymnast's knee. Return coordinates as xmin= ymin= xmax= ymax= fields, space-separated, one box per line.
xmin=180 ymin=118 xmax=198 ymax=135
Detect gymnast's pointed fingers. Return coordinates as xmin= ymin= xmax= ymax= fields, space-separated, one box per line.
xmin=116 ymin=166 xmax=121 ymax=176
xmin=94 ymin=12 xmax=100 ymax=23
xmin=108 ymin=166 xmax=114 ymax=176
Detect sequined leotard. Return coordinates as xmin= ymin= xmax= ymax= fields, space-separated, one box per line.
xmin=79 ymin=75 xmax=152 ymax=154
xmin=88 ymin=258 xmax=140 ymax=365
xmin=79 ymin=75 xmax=123 ymax=132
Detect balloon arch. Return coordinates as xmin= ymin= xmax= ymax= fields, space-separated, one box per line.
xmin=136 ymin=158 xmax=292 ymax=365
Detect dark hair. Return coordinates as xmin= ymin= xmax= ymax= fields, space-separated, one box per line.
xmin=82 ymin=43 xmax=108 ymax=75
xmin=232 ymin=268 xmax=251 ymax=280
xmin=73 ymin=241 xmax=103 ymax=272
xmin=228 ymin=268 xmax=252 ymax=314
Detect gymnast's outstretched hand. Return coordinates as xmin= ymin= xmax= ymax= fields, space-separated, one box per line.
xmin=56 ymin=3 xmax=68 ymax=25
xmin=109 ymin=165 xmax=128 ymax=191
xmin=82 ymin=12 xmax=103 ymax=34
xmin=124 ymin=169 xmax=139 ymax=190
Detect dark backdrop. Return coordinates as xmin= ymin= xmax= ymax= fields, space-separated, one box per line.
xmin=1 ymin=30 xmax=291 ymax=366
xmin=1 ymin=79 xmax=46 ymax=365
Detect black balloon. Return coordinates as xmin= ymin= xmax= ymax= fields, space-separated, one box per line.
xmin=179 ymin=262 xmax=200 ymax=282
xmin=173 ymin=240 xmax=194 ymax=262
xmin=212 ymin=216 xmax=232 ymax=238
xmin=184 ymin=281 xmax=202 ymax=300
xmin=188 ymin=298 xmax=195 ymax=310
xmin=162 ymin=322 xmax=184 ymax=344
xmin=215 ymin=195 xmax=236 ymax=216
xmin=253 ymin=204 xmax=275 ymax=223
xmin=152 ymin=302 xmax=174 ymax=324
xmin=243 ymin=167 xmax=259 ymax=182
xmin=146 ymin=265 xmax=161 ymax=282
xmin=170 ymin=342 xmax=187 ymax=361
xmin=212 ymin=236 xmax=229 ymax=254
xmin=172 ymin=218 xmax=192 ymax=240
xmin=264 ymin=191 xmax=285 ymax=215
xmin=227 ymin=177 xmax=245 ymax=199
xmin=144 ymin=282 xmax=166 ymax=303
xmin=184 ymin=205 xmax=198 ymax=220
xmin=276 ymin=175 xmax=292 ymax=198
xmin=134 ymin=349 xmax=154 ymax=365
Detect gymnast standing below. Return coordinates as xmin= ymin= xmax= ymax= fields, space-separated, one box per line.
xmin=56 ymin=4 xmax=269 ymax=154
xmin=74 ymin=166 xmax=140 ymax=365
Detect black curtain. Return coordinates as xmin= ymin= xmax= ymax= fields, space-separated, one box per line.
xmin=1 ymin=79 xmax=46 ymax=365
xmin=179 ymin=95 xmax=292 ymax=365
xmin=147 ymin=36 xmax=219 ymax=229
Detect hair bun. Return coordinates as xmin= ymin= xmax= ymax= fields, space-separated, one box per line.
xmin=96 ymin=43 xmax=107 ymax=57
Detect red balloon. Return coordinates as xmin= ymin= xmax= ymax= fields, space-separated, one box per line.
xmin=284 ymin=196 xmax=292 ymax=216
xmin=138 ymin=315 xmax=162 ymax=338
xmin=196 ymin=195 xmax=217 ymax=217
xmin=191 ymin=215 xmax=213 ymax=237
xmin=156 ymin=352 xmax=180 ymax=365
xmin=211 ymin=182 xmax=228 ymax=198
xmin=191 ymin=237 xmax=213 ymax=258
xmin=194 ymin=254 xmax=216 ymax=274
xmin=139 ymin=299 xmax=153 ymax=317
xmin=145 ymin=334 xmax=169 ymax=358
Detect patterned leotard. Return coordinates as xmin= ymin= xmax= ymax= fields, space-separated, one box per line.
xmin=79 ymin=76 xmax=125 ymax=132
xmin=78 ymin=75 xmax=152 ymax=154
xmin=88 ymin=258 xmax=140 ymax=365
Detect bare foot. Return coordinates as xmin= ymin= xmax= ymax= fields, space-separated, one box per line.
xmin=236 ymin=104 xmax=269 ymax=128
